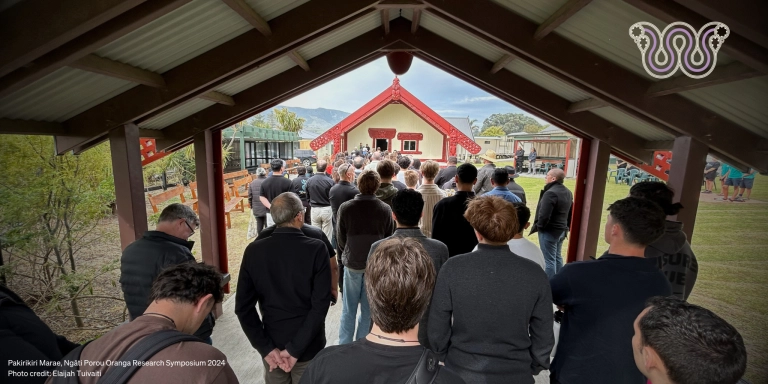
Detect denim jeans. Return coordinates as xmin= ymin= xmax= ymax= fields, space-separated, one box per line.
xmin=338 ymin=268 xmax=370 ymax=344
xmin=539 ymin=230 xmax=566 ymax=279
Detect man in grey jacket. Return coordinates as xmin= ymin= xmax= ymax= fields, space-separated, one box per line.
xmin=369 ymin=189 xmax=448 ymax=349
xmin=474 ymin=150 xmax=497 ymax=195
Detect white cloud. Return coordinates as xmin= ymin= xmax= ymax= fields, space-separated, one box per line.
xmin=455 ymin=96 xmax=499 ymax=104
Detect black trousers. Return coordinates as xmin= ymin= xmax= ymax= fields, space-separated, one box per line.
xmin=304 ymin=205 xmax=312 ymax=224
xmin=516 ymin=157 xmax=525 ymax=173
xmin=256 ymin=215 xmax=266 ymax=235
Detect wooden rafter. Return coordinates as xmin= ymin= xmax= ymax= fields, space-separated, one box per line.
xmin=376 ymin=0 xmax=426 ymax=9
xmin=155 ymin=29 xmax=403 ymax=151
xmin=395 ymin=21 xmax=656 ymax=163
xmin=70 ymin=54 xmax=166 ymax=87
xmin=411 ymin=9 xmax=422 ymax=34
xmin=490 ymin=54 xmax=515 ymax=74
xmin=422 ymin=0 xmax=767 ymax=172
xmin=220 ymin=0 xmax=272 ymax=36
xmin=0 ymin=0 xmax=191 ymax=100
xmin=673 ymin=0 xmax=768 ymax=50
xmin=0 ymin=119 xmax=66 ymax=135
xmin=0 ymin=0 xmax=146 ymax=78
xmin=624 ymin=0 xmax=768 ymax=74
xmin=54 ymin=0 xmax=380 ymax=155
xmin=534 ymin=0 xmax=592 ymax=40
xmin=646 ymin=62 xmax=763 ymax=97
xmin=382 ymin=9 xmax=390 ymax=35
xmin=288 ymin=50 xmax=310 ymax=71
xmin=568 ymin=98 xmax=608 ymax=113
xmin=644 ymin=140 xmax=674 ymax=151
xmin=199 ymin=91 xmax=236 ymax=106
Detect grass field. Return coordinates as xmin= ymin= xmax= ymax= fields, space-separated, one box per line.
xmin=483 ymin=161 xmax=768 ymax=382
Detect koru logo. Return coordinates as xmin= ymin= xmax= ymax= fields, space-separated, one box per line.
xmin=629 ymin=21 xmax=729 ymax=79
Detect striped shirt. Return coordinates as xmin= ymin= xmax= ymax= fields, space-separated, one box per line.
xmin=417 ymin=183 xmax=446 ymax=238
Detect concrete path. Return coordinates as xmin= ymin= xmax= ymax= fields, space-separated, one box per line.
xmin=212 ymin=296 xmax=550 ymax=383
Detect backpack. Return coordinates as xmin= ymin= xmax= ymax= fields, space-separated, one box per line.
xmin=52 ymin=329 xmax=203 ymax=384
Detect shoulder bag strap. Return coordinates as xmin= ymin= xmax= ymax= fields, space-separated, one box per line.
xmin=50 ymin=340 xmax=92 ymax=384
xmin=404 ymin=348 xmax=440 ymax=384
xmin=97 ymin=330 xmax=202 ymax=384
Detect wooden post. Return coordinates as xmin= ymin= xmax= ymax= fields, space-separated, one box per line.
xmin=194 ymin=130 xmax=230 ymax=317
xmin=573 ymin=138 xmax=611 ymax=261
xmin=666 ymin=136 xmax=708 ymax=242
xmin=109 ymin=124 xmax=148 ymax=250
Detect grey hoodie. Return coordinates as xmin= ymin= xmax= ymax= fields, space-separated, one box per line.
xmin=645 ymin=220 xmax=698 ymax=300
xmin=375 ymin=182 xmax=398 ymax=207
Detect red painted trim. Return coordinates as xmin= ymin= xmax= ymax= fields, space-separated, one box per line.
xmin=368 ymin=128 xmax=396 ymax=139
xmin=566 ymin=138 xmax=590 ymax=263
xmin=397 ymin=132 xmax=423 ymax=140
xmin=564 ymin=139 xmax=572 ymax=174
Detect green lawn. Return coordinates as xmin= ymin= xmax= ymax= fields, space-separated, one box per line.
xmin=480 ymin=161 xmax=768 ymax=382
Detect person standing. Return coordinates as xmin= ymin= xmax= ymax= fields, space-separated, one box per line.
xmin=374 ymin=160 xmax=399 ymax=207
xmin=248 ymin=167 xmax=269 ymax=234
xmin=530 ymin=168 xmax=573 ymax=278
xmin=236 ymin=193 xmax=331 ymax=384
xmin=369 ymin=189 xmax=449 ymax=348
xmin=291 ymin=166 xmax=312 ymax=224
xmin=306 ymin=160 xmax=335 ymax=241
xmin=336 ymin=170 xmax=394 ymax=344
xmin=701 ymin=157 xmax=720 ymax=194
xmin=364 ymin=151 xmax=382 ymax=171
xmin=515 ymin=146 xmax=525 ymax=173
xmin=432 ymin=164 xmax=479 ymax=257
xmin=120 ymin=203 xmax=215 ymax=343
xmin=474 ymin=203 xmax=544 ymax=269
xmin=429 ymin=196 xmax=554 ymax=384
xmin=416 ymin=160 xmax=445 ymax=238
xmin=484 ymin=168 xmax=522 ymax=204
xmin=528 ymin=148 xmax=538 ymax=174
xmin=505 ymin=165 xmax=527 ymax=204
xmin=352 ymin=156 xmax=364 ymax=185
xmin=726 ymin=164 xmax=745 ymax=202
xmin=434 ymin=156 xmax=458 ymax=188
xmin=474 ymin=149 xmax=497 ymax=195
xmin=329 ymin=163 xmax=359 ymax=294
xmin=549 ymin=197 xmax=672 ymax=384
xmin=260 ymin=159 xmax=293 ymax=226
xmin=395 ymin=156 xmax=412 ymax=187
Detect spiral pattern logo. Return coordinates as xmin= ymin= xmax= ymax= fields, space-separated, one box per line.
xmin=629 ymin=21 xmax=729 ymax=79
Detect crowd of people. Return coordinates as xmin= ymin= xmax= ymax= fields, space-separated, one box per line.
xmin=701 ymin=156 xmax=758 ymax=202
xmin=1 ymin=149 xmax=749 ymax=384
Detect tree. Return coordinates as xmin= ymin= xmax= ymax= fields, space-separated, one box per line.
xmin=469 ymin=118 xmax=480 ymax=136
xmin=248 ymin=114 xmax=270 ymax=129
xmin=482 ymin=113 xmax=544 ymax=134
xmin=479 ymin=126 xmax=506 ymax=137
xmin=524 ymin=124 xmax=545 ymax=133
xmin=0 ymin=136 xmax=118 ymax=330
xmin=273 ymin=107 xmax=305 ymax=133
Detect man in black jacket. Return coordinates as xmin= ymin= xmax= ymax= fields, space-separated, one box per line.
xmin=432 ymin=164 xmax=478 ymax=257
xmin=505 ymin=166 xmax=527 ymax=205
xmin=119 ymin=203 xmax=215 ymax=343
xmin=306 ymin=160 xmax=335 ymax=241
xmin=260 ymin=159 xmax=293 ymax=227
xmin=329 ymin=163 xmax=359 ymax=293
xmin=434 ymin=156 xmax=458 ymax=189
xmin=236 ymin=192 xmax=331 ymax=383
xmin=290 ymin=166 xmax=311 ymax=224
xmin=530 ymin=168 xmax=573 ymax=278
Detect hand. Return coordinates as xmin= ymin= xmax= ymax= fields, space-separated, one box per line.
xmin=557 ymin=305 xmax=565 ymax=312
xmin=264 ymin=349 xmax=285 ymax=372
xmin=278 ymin=350 xmax=298 ymax=372
xmin=331 ymin=289 xmax=338 ymax=306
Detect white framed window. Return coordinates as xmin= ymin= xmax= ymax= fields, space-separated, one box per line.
xmin=484 ymin=140 xmax=491 ymax=144
xmin=403 ymin=140 xmax=417 ymax=151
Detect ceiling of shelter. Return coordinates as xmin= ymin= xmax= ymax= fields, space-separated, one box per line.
xmin=0 ymin=0 xmax=765 ymax=172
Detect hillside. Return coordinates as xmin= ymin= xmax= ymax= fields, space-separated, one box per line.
xmin=275 ymin=106 xmax=350 ymax=138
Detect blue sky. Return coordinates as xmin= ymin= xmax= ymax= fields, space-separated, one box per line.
xmin=282 ymin=56 xmax=549 ymax=126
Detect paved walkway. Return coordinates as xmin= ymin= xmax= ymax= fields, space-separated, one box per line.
xmin=212 ymin=296 xmax=550 ymax=383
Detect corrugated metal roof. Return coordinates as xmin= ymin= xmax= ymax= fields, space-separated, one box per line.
xmin=296 ymin=11 xmax=391 ymax=61
xmin=411 ymin=11 xmax=505 ymax=62
xmin=244 ymin=0 xmax=309 ymax=20
xmin=444 ymin=117 xmax=474 ymax=140
xmin=680 ymin=77 xmax=768 ymax=139
xmin=139 ymin=98 xmax=215 ymax=129
xmin=214 ymin=56 xmax=295 ymax=95
xmin=490 ymin=0 xmax=570 ymax=24
xmin=590 ymin=107 xmax=675 ymax=141
xmin=0 ymin=67 xmax=136 ymax=122
xmin=505 ymin=59 xmax=591 ymax=102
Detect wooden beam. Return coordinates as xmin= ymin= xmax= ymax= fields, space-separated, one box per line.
xmin=673 ymin=0 xmax=768 ymax=50
xmin=490 ymin=54 xmax=515 ymax=74
xmin=0 ymin=119 xmax=66 ymax=135
xmin=624 ymin=0 xmax=768 ymax=74
xmin=199 ymin=91 xmax=236 ymax=106
xmin=220 ymin=0 xmax=271 ymax=36
xmin=70 ymin=54 xmax=166 ymax=87
xmin=567 ymin=98 xmax=608 ymax=113
xmin=0 ymin=0 xmax=191 ymax=100
xmin=667 ymin=136 xmax=709 ymax=241
xmin=156 ymin=29 xmax=400 ymax=150
xmin=422 ymin=0 xmax=768 ymax=172
xmin=382 ymin=9 xmax=390 ymax=35
xmin=575 ymin=138 xmax=610 ymax=260
xmin=287 ymin=50 xmax=310 ymax=71
xmin=376 ymin=0 xmax=426 ymax=9
xmin=379 ymin=41 xmax=420 ymax=52
xmin=55 ymin=0 xmax=379 ymax=154
xmin=397 ymin=22 xmax=655 ymax=163
xmin=534 ymin=0 xmax=592 ymax=40
xmin=646 ymin=62 xmax=763 ymax=97
xmin=411 ymin=9 xmax=422 ymax=34
xmin=138 ymin=129 xmax=166 ymax=138
xmin=109 ymin=124 xmax=148 ymax=250
xmin=644 ymin=140 xmax=674 ymax=151
xmin=758 ymin=139 xmax=768 ymax=153
xmin=0 ymin=0 xmax=146 ymax=78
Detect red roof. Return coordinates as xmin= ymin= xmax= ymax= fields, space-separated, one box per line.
xmin=310 ymin=78 xmax=481 ymax=155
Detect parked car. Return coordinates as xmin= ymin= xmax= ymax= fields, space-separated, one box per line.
xmin=295 ymin=149 xmax=317 ymax=167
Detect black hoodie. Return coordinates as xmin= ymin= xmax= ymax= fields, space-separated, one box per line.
xmin=645 ymin=220 xmax=699 ymax=300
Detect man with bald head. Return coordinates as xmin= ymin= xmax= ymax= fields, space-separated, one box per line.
xmin=364 ymin=151 xmax=382 ymax=171
xmin=530 ymin=168 xmax=573 ymax=278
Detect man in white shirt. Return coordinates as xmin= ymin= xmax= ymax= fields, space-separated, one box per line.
xmin=473 ymin=202 xmax=544 ymax=269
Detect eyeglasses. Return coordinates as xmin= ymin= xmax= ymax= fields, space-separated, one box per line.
xmin=295 ymin=208 xmax=306 ymax=218
xmin=183 ymin=220 xmax=199 ymax=236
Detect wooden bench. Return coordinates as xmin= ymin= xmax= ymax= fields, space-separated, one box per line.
xmin=223 ymin=169 xmax=249 ymax=183
xmin=231 ymin=175 xmax=252 ymax=208
xmin=148 ymin=185 xmax=197 ymax=213
xmin=188 ymin=181 xmax=245 ymax=229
